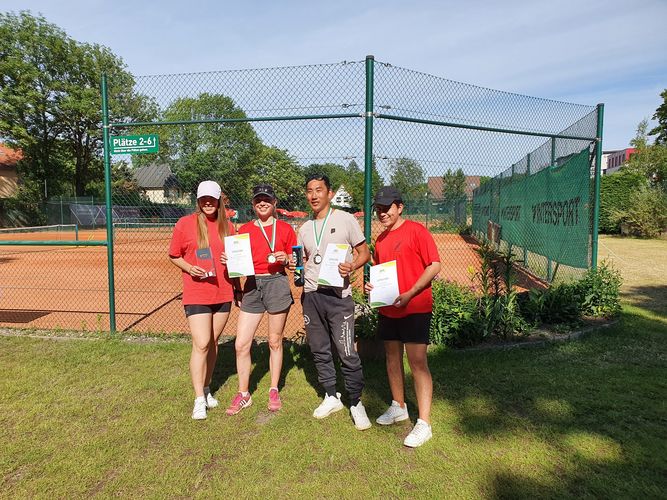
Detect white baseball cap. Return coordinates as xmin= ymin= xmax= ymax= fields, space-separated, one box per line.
xmin=196 ymin=180 xmax=222 ymax=199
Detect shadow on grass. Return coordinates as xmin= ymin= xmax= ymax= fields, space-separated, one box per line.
xmin=209 ymin=339 xmax=311 ymax=396
xmin=425 ymin=307 xmax=666 ymax=497
xmin=622 ymin=284 xmax=667 ymax=318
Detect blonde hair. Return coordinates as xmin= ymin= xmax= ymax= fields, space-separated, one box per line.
xmin=195 ymin=191 xmax=230 ymax=248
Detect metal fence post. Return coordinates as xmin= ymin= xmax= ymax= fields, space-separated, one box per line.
xmin=101 ymin=73 xmax=117 ymax=332
xmin=547 ymin=138 xmax=556 ymax=281
xmin=363 ymin=55 xmax=375 ymax=282
xmin=591 ymin=103 xmax=604 ymax=270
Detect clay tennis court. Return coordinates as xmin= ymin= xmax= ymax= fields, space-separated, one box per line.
xmin=0 ymin=220 xmax=544 ymax=337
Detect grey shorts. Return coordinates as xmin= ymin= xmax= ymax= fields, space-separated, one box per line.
xmin=240 ymin=274 xmax=294 ymax=314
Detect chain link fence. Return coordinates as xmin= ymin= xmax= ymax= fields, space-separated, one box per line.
xmin=0 ymin=57 xmax=601 ymax=335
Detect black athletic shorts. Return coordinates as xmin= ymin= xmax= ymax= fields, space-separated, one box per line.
xmin=184 ymin=302 xmax=232 ymax=317
xmin=378 ymin=313 xmax=432 ymax=344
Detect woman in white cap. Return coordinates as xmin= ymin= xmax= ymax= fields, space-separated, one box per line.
xmin=169 ymin=180 xmax=239 ymax=420
xmin=221 ymin=183 xmax=296 ymax=415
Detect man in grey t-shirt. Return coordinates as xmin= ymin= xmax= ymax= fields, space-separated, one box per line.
xmin=292 ymin=173 xmax=372 ymax=430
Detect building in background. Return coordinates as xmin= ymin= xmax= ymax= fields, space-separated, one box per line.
xmin=332 ymin=184 xmax=352 ymax=208
xmin=602 ymin=148 xmax=636 ymax=175
xmin=134 ymin=163 xmax=189 ymax=204
xmin=427 ymin=175 xmax=481 ymax=202
xmin=0 ymin=144 xmax=22 ymax=198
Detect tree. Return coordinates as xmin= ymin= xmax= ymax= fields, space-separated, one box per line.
xmin=247 ymin=146 xmax=306 ymax=211
xmin=388 ymin=157 xmax=428 ymax=202
xmin=155 ymin=93 xmax=262 ymax=205
xmin=649 ymin=89 xmax=667 ymax=145
xmin=627 ymin=119 xmax=667 ymax=191
xmin=441 ymin=168 xmax=467 ymax=204
xmin=343 ymin=159 xmax=382 ymax=210
xmin=0 ymin=11 xmax=152 ymax=198
xmin=303 ymin=163 xmax=348 ymax=193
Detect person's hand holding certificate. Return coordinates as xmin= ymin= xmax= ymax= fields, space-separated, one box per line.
xmin=224 ymin=234 xmax=255 ymax=277
xmin=369 ymin=260 xmax=400 ymax=308
xmin=316 ymin=243 xmax=350 ymax=287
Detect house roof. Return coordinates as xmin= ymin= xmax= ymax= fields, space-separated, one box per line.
xmin=427 ymin=175 xmax=481 ymax=200
xmin=0 ymin=144 xmax=23 ymax=169
xmin=134 ymin=163 xmax=175 ymax=189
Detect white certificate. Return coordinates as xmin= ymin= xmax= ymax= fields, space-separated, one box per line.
xmin=369 ymin=260 xmax=400 ymax=308
xmin=316 ymin=243 xmax=350 ymax=287
xmin=224 ymin=234 xmax=255 ymax=277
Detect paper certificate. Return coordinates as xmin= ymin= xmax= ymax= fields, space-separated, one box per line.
xmin=224 ymin=234 xmax=255 ymax=277
xmin=316 ymin=243 xmax=350 ymax=287
xmin=369 ymin=260 xmax=400 ymax=308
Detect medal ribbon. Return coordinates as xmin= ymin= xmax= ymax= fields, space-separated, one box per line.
xmin=257 ymin=218 xmax=276 ymax=254
xmin=312 ymin=207 xmax=332 ymax=256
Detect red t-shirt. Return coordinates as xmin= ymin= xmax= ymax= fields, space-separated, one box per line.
xmin=168 ymin=214 xmax=236 ymax=305
xmin=238 ymin=219 xmax=297 ymax=275
xmin=374 ymin=220 xmax=440 ymax=318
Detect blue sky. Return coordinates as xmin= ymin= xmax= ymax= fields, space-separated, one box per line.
xmin=2 ymin=0 xmax=666 ymax=150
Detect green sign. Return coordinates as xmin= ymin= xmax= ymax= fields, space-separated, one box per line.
xmin=110 ymin=134 xmax=159 ymax=154
xmin=472 ymin=148 xmax=591 ymax=269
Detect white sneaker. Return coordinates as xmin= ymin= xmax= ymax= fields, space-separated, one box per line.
xmin=204 ymin=389 xmax=219 ymax=409
xmin=403 ymin=419 xmax=432 ymax=448
xmin=192 ymin=396 xmax=207 ymax=420
xmin=313 ymin=392 xmax=344 ymax=419
xmin=350 ymin=401 xmax=372 ymax=430
xmin=376 ymin=400 xmax=409 ymax=425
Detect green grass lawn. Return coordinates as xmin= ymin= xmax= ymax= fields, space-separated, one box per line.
xmin=2 ymin=308 xmax=665 ymax=498
xmin=1 ymin=236 xmax=666 ymax=498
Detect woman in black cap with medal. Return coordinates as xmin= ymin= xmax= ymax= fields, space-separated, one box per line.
xmin=221 ymin=183 xmax=297 ymax=414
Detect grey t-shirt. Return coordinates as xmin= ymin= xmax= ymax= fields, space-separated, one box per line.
xmin=297 ymin=209 xmax=365 ymax=297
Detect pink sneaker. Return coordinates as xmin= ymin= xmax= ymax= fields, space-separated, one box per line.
xmin=226 ymin=392 xmax=253 ymax=415
xmin=268 ymin=388 xmax=282 ymax=412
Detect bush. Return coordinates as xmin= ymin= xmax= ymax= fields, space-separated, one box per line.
xmin=578 ymin=260 xmax=623 ymax=318
xmin=0 ymin=189 xmax=46 ymax=227
xmin=599 ymin=169 xmax=645 ymax=233
xmin=519 ymin=282 xmax=583 ymax=326
xmin=430 ymin=280 xmax=479 ymax=347
xmin=470 ymin=242 xmax=529 ymax=340
xmin=612 ymin=186 xmax=667 ymax=238
xmin=351 ymin=286 xmax=378 ymax=340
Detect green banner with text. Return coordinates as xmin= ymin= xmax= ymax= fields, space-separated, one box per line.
xmin=473 ymin=148 xmax=591 ymax=268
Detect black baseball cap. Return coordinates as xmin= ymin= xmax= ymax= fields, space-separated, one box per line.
xmin=251 ymin=183 xmax=276 ymax=200
xmin=373 ymin=186 xmax=403 ymax=206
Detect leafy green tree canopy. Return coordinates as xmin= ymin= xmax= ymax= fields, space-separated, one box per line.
xmin=388 ymin=157 xmax=428 ymax=202
xmin=150 ymin=93 xmax=262 ymax=205
xmin=441 ymin=168 xmax=467 ymax=204
xmin=0 ymin=11 xmax=152 ymax=198
xmin=649 ymin=89 xmax=667 ymax=145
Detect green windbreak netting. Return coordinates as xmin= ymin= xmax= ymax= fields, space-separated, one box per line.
xmin=473 ymin=148 xmax=591 ymax=269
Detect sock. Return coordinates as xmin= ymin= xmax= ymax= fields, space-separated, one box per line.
xmin=324 ymin=385 xmax=337 ymax=398
xmin=203 ymin=386 xmax=211 ymax=395
xmin=269 ymin=387 xmax=279 ymax=392
xmin=350 ymin=397 xmax=361 ymax=407
xmin=195 ymin=395 xmax=205 ymax=402
xmin=241 ymin=391 xmax=250 ymax=397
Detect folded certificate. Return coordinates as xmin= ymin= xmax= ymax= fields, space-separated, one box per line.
xmin=369 ymin=260 xmax=400 ymax=308
xmin=224 ymin=234 xmax=255 ymax=277
xmin=316 ymin=243 xmax=350 ymax=287
xmin=195 ymin=248 xmax=216 ymax=278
